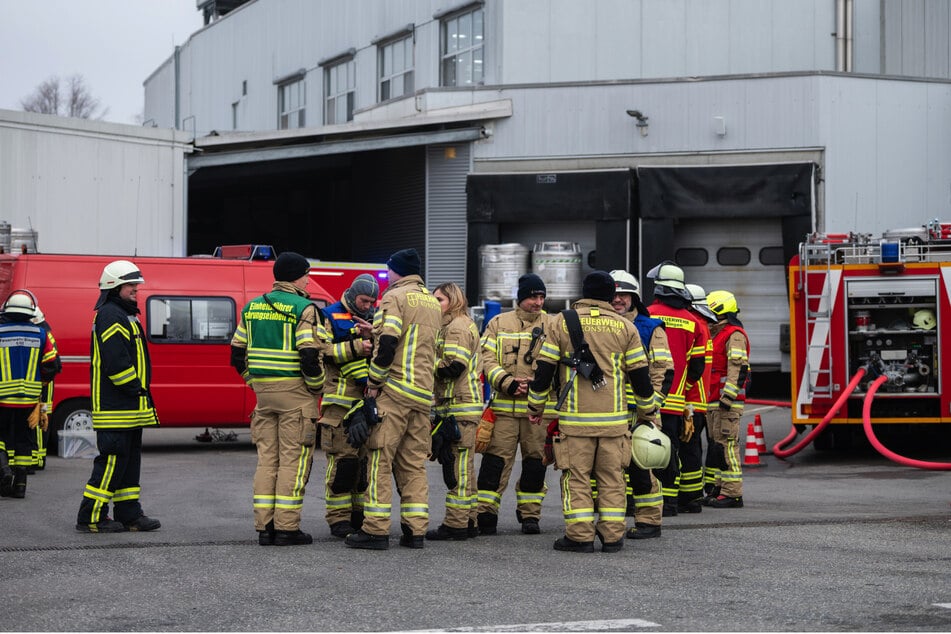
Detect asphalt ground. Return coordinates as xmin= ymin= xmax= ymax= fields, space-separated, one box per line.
xmin=2 ymin=404 xmax=950 ymax=632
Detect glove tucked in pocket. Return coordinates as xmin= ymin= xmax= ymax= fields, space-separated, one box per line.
xmin=474 ymin=407 xmax=495 ymax=453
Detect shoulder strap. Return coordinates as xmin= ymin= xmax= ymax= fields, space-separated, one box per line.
xmin=562 ymin=309 xmax=585 ymax=353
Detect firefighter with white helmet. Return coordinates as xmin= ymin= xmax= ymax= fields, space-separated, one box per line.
xmin=679 ymin=283 xmax=715 ymax=513
xmin=608 ymin=269 xmax=673 ymax=540
xmin=76 ymin=260 xmax=161 ymax=530
xmin=0 ymin=290 xmax=60 ymax=498
xmin=27 ymin=299 xmax=60 ymax=472
xmin=704 ymin=290 xmax=750 ymax=508
xmin=645 ymin=261 xmax=709 ymax=516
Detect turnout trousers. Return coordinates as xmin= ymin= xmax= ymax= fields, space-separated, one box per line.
xmin=321 ymin=419 xmax=366 ymax=528
xmin=0 ymin=408 xmax=32 ymax=470
xmin=656 ymin=412 xmax=683 ymax=510
xmin=438 ymin=419 xmax=478 ymax=530
xmin=77 ymin=428 xmax=145 ymax=525
xmin=361 ymin=391 xmax=431 ymax=537
xmin=707 ymin=408 xmax=743 ymax=497
xmin=677 ymin=411 xmax=706 ymax=506
xmin=558 ymin=434 xmax=628 ymax=544
xmin=476 ymin=413 xmax=548 ymax=522
xmin=250 ymin=387 xmax=319 ymax=532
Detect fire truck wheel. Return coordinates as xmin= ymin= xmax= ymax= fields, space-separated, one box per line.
xmin=48 ymin=399 xmax=93 ymax=457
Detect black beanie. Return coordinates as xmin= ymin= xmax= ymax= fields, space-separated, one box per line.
xmin=517 ymin=273 xmax=547 ymax=304
xmin=582 ymin=270 xmax=616 ymax=302
xmin=386 ymin=248 xmax=421 ymax=277
xmin=273 ymin=251 xmax=310 ymax=282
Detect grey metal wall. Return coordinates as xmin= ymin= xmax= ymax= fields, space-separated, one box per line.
xmin=425 ymin=143 xmax=470 ymax=292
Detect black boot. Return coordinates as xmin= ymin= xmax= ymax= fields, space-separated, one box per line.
xmin=344 ymin=529 xmax=389 ymax=550
xmin=596 ymin=531 xmax=623 ymax=553
xmin=520 ymin=517 xmax=540 ymax=534
xmin=626 ymin=522 xmax=662 ymax=540
xmin=123 ymin=515 xmax=161 ymax=531
xmin=350 ymin=509 xmax=365 ymax=531
xmin=258 ymin=520 xmax=275 ymax=546
xmin=477 ymin=512 xmax=498 ymax=535
xmin=678 ymin=498 xmax=703 ymax=514
xmin=329 ymin=521 xmax=354 ymax=538
xmin=467 ymin=519 xmax=479 ymax=538
xmin=553 ymin=535 xmax=594 ymax=553
xmin=11 ymin=468 xmax=26 ymax=499
xmin=426 ymin=524 xmax=468 ymax=541
xmin=274 ymin=529 xmax=313 ymax=546
xmin=399 ymin=523 xmax=424 ymax=549
xmin=0 ymin=455 xmax=13 ymax=498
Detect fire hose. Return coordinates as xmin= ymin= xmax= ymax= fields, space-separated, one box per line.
xmin=772 ymin=366 xmax=951 ymax=469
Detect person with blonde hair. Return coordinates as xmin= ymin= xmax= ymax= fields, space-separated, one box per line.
xmin=427 ymin=282 xmax=483 ymax=541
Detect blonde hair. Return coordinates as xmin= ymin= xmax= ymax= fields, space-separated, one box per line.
xmin=434 ymin=282 xmax=468 ymax=320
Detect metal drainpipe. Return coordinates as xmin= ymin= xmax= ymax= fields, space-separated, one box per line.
xmin=174 ymin=45 xmax=181 ymax=130
xmin=845 ymin=0 xmax=853 ymax=72
xmin=835 ymin=0 xmax=845 ymax=71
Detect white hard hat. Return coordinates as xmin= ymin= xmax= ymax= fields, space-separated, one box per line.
xmin=631 ymin=423 xmax=672 ymax=470
xmin=31 ymin=306 xmax=45 ymax=324
xmin=685 ymin=283 xmax=717 ymax=322
xmin=609 ymin=269 xmax=640 ymax=295
xmin=2 ymin=290 xmax=38 ymax=317
xmin=913 ymin=309 xmax=936 ymax=330
xmin=99 ymin=260 xmax=144 ymax=290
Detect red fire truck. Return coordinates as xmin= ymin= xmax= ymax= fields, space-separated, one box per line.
xmin=788 ymin=221 xmax=951 ymax=439
xmin=0 ymin=246 xmax=387 ymax=453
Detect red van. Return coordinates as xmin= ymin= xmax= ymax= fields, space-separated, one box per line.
xmin=0 ymin=249 xmax=385 ymax=453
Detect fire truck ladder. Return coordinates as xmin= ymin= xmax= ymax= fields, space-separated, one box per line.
xmin=800 ymin=240 xmax=836 ymax=398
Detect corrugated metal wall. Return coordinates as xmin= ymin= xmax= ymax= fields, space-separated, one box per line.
xmin=425 ymin=143 xmax=470 ymax=291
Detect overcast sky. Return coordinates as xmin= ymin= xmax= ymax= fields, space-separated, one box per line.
xmin=0 ymin=0 xmax=205 ymax=125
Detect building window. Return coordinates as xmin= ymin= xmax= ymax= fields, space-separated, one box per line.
xmin=675 ymin=248 xmax=709 ymax=267
xmin=278 ymin=78 xmax=306 ymax=129
xmin=717 ymin=247 xmax=751 ymax=266
xmin=147 ymin=297 xmax=236 ymax=343
xmin=325 ymin=59 xmax=355 ymax=124
xmin=379 ymin=36 xmax=414 ymax=102
xmin=440 ymin=5 xmax=484 ymax=87
xmin=759 ymin=246 xmax=786 ymax=265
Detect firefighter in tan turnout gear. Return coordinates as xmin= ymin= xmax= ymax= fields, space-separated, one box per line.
xmin=475 ymin=273 xmax=551 ymax=536
xmin=608 ymin=270 xmax=673 ymax=540
xmin=427 ymin=282 xmax=483 ymax=541
xmin=344 ymin=248 xmax=442 ymax=550
xmin=528 ymin=271 xmax=657 ymax=553
xmin=318 ymin=274 xmax=379 ymax=538
xmin=704 ymin=290 xmax=750 ymax=509
xmin=230 ymin=251 xmax=326 ymax=546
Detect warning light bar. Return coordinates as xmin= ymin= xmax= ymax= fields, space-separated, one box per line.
xmin=213 ymin=245 xmax=275 ymax=261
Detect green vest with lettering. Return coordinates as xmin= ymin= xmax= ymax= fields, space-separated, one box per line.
xmin=241 ymin=291 xmax=312 ymax=379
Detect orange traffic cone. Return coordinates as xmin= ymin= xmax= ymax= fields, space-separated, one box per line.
xmin=753 ymin=414 xmax=769 ymax=455
xmin=743 ymin=422 xmax=764 ymax=467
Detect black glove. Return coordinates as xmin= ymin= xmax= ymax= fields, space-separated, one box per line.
xmin=362 ymin=396 xmax=381 ymax=426
xmin=441 ymin=455 xmax=457 ymax=490
xmin=344 ymin=409 xmax=370 ymax=448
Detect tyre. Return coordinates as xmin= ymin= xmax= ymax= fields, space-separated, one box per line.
xmin=48 ymin=399 xmax=93 ymax=456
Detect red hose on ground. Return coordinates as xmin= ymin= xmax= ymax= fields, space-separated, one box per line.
xmin=746 ymin=398 xmax=792 ymax=408
xmin=862 ymin=374 xmax=951 ymax=470
xmin=772 ymin=368 xmax=867 ymax=458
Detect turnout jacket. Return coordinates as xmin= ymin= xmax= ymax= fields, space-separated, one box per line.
xmin=622 ymin=309 xmax=674 ymax=415
xmin=0 ymin=315 xmax=59 ymax=407
xmin=434 ymin=313 xmax=483 ymax=420
xmin=684 ymin=315 xmax=713 ymax=412
xmin=230 ymin=281 xmax=325 ymax=394
xmin=366 ymin=274 xmax=442 ymax=412
xmin=528 ymin=299 xmax=654 ymax=437
xmin=481 ymin=308 xmax=551 ymax=416
xmin=318 ymin=298 xmax=372 ymax=415
xmin=91 ymin=297 xmax=158 ymax=429
xmin=707 ymin=322 xmax=750 ymax=414
xmin=648 ymin=300 xmax=708 ymax=416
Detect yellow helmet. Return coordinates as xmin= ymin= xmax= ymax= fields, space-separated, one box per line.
xmin=706 ymin=290 xmax=739 ymax=316
xmin=631 ymin=423 xmax=672 ymax=470
xmin=913 ymin=309 xmax=936 ymax=330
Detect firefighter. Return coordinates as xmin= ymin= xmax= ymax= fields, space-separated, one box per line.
xmin=679 ymin=283 xmax=716 ymax=513
xmin=528 ymin=271 xmax=657 ymax=552
xmin=230 ymin=251 xmax=325 ymax=546
xmin=75 ymin=261 xmax=161 ymax=531
xmin=344 ymin=248 xmax=442 ymax=550
xmin=426 ymin=282 xmax=483 ymax=541
xmin=0 ymin=291 xmax=59 ymax=498
xmin=318 ymin=273 xmax=379 ymax=538
xmin=645 ymin=261 xmax=708 ymax=516
xmin=475 ymin=273 xmax=552 ymax=536
xmin=704 ymin=290 xmax=750 ymax=508
xmin=608 ymin=270 xmax=672 ymax=540
xmin=28 ymin=303 xmax=60 ymax=472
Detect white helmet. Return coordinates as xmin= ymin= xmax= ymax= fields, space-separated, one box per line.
xmin=631 ymin=423 xmax=672 ymax=470
xmin=99 ymin=260 xmax=144 ymax=290
xmin=685 ymin=283 xmax=717 ymax=322
xmin=610 ymin=269 xmax=640 ymax=295
xmin=2 ymin=290 xmax=38 ymax=317
xmin=31 ymin=306 xmax=45 ymax=324
xmin=913 ymin=309 xmax=936 ymax=330
xmin=646 ymin=260 xmax=691 ymax=301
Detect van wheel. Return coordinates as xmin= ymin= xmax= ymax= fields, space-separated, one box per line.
xmin=48 ymin=399 xmax=93 ymax=456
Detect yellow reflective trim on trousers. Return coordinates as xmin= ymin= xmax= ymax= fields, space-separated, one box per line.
xmin=113 ymin=487 xmax=140 ymax=502
xmin=598 ymin=507 xmax=626 ymax=521
xmin=400 ymin=503 xmax=429 ymax=518
xmin=363 ymin=448 xmax=391 ymax=517
xmin=253 ymin=494 xmax=276 ymax=509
